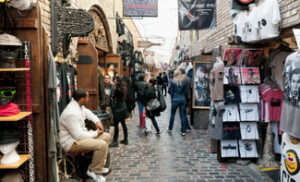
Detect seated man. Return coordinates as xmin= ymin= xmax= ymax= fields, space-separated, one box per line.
xmin=59 ymin=88 xmax=111 ymax=182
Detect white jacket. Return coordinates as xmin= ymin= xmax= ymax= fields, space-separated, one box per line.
xmin=59 ymin=99 xmax=100 ymax=152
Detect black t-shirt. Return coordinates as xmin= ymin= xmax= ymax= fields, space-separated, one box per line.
xmin=224 ymin=85 xmax=241 ymax=104
xmin=222 ymin=122 xmax=241 ymax=139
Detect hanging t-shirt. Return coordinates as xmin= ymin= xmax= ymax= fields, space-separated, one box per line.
xmin=234 ymin=11 xmax=247 ymax=43
xmin=262 ymin=89 xmax=284 ymax=121
xmin=207 ymin=101 xmax=225 ymax=140
xmin=65 ymin=64 xmax=77 ymax=102
xmin=245 ymin=6 xmax=261 ymax=42
xmin=209 ymin=60 xmax=224 ymax=101
xmin=269 ymin=52 xmax=291 ymax=91
xmin=258 ymin=0 xmax=281 ymax=40
xmin=280 ymin=52 xmax=300 ymax=138
xmin=224 ymin=85 xmax=241 ymax=104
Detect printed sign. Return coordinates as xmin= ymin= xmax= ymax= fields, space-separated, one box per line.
xmin=123 ymin=0 xmax=158 ymax=17
xmin=178 ymin=0 xmax=216 ymax=30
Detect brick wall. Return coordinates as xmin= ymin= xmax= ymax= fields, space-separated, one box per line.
xmin=183 ymin=0 xmax=300 ymax=58
xmin=39 ymin=0 xmax=142 ymax=55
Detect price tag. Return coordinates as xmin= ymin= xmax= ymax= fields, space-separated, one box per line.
xmin=293 ymin=29 xmax=300 ymax=51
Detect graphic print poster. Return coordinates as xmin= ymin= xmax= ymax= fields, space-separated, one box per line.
xmin=224 ymin=67 xmax=241 ymax=85
xmin=178 ymin=0 xmax=216 ymax=30
xmin=223 ymin=48 xmax=243 ymax=66
xmin=241 ymin=67 xmax=261 ymax=84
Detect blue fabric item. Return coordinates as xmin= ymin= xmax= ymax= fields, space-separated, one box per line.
xmin=187 ymin=69 xmax=193 ymax=88
xmin=169 ymin=79 xmax=188 ymax=100
xmin=168 ymin=99 xmax=188 ymax=133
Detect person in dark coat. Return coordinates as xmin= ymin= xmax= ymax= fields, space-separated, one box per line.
xmin=162 ymin=72 xmax=169 ymax=96
xmin=134 ymin=74 xmax=148 ymax=128
xmin=144 ymin=79 xmax=161 ymax=135
xmin=109 ymin=77 xmax=128 ymax=147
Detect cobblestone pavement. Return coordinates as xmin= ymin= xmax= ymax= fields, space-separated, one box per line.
xmin=105 ymin=95 xmax=274 ymax=182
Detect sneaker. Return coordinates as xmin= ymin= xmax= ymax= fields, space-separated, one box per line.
xmin=181 ymin=132 xmax=186 ymax=136
xmin=120 ymin=140 xmax=128 ymax=145
xmin=109 ymin=141 xmax=119 ymax=148
xmin=87 ymin=168 xmax=106 ymax=182
xmin=101 ymin=167 xmax=110 ymax=174
xmin=156 ymin=131 xmax=161 ymax=135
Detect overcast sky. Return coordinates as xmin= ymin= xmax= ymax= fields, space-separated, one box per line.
xmin=133 ymin=0 xmax=178 ymax=64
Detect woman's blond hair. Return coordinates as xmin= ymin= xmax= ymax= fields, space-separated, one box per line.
xmin=173 ymin=69 xmax=183 ymax=86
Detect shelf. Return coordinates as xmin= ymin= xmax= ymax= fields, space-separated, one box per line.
xmin=0 ymin=68 xmax=30 ymax=72
xmin=0 ymin=154 xmax=31 ymax=169
xmin=0 ymin=111 xmax=32 ymax=121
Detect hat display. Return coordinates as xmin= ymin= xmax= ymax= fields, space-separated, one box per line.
xmin=0 ymin=127 xmax=21 ymax=145
xmin=0 ymin=33 xmax=22 ymax=46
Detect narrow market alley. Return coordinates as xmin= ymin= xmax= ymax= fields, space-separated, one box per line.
xmin=105 ymin=95 xmax=273 ymax=182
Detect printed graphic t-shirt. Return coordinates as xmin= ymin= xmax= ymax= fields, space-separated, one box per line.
xmin=280 ymin=52 xmax=300 ymax=138
xmin=262 ymin=89 xmax=284 ymax=121
xmin=234 ymin=11 xmax=247 ymax=43
xmin=258 ymin=0 xmax=281 ymax=39
xmin=245 ymin=6 xmax=261 ymax=42
xmin=210 ymin=60 xmax=224 ymax=101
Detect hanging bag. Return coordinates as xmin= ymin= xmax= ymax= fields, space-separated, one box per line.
xmin=157 ymin=90 xmax=166 ymax=112
xmin=146 ymin=89 xmax=160 ymax=111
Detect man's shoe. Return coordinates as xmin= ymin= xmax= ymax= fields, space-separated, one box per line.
xmin=101 ymin=167 xmax=110 ymax=174
xmin=87 ymin=168 xmax=106 ymax=182
xmin=181 ymin=132 xmax=186 ymax=136
xmin=120 ymin=140 xmax=128 ymax=145
xmin=156 ymin=131 xmax=161 ymax=135
xmin=109 ymin=141 xmax=119 ymax=148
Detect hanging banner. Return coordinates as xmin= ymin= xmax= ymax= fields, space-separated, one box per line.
xmin=178 ymin=0 xmax=216 ymax=30
xmin=123 ymin=0 xmax=158 ymax=17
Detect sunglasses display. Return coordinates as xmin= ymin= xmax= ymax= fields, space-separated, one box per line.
xmin=0 ymin=90 xmax=16 ymax=98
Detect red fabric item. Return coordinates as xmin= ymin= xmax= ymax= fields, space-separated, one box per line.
xmin=0 ymin=103 xmax=20 ymax=116
xmin=262 ymin=89 xmax=284 ymax=122
xmin=140 ymin=109 xmax=146 ymax=128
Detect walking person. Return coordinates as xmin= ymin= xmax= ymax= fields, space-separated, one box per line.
xmin=144 ymin=79 xmax=161 ymax=135
xmin=180 ymin=68 xmax=192 ymax=132
xmin=162 ymin=72 xmax=168 ymax=96
xmin=168 ymin=70 xmax=189 ymax=136
xmin=134 ymin=74 xmax=148 ymax=128
xmin=156 ymin=73 xmax=164 ymax=94
xmin=109 ymin=77 xmax=128 ymax=147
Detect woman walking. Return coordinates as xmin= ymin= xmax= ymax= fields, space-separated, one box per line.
xmin=168 ymin=70 xmax=189 ymax=136
xmin=109 ymin=77 xmax=128 ymax=147
xmin=144 ymin=79 xmax=161 ymax=135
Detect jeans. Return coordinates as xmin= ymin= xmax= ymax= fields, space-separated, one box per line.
xmin=169 ymin=99 xmax=188 ymax=133
xmin=148 ymin=115 xmax=160 ymax=132
xmin=157 ymin=85 xmax=163 ymax=94
xmin=137 ymin=98 xmax=144 ymax=116
xmin=113 ymin=119 xmax=128 ymax=142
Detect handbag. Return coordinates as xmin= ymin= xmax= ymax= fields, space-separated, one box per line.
xmin=157 ymin=90 xmax=166 ymax=112
xmin=146 ymin=90 xmax=160 ymax=111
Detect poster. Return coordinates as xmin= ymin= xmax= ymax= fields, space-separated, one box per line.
xmin=123 ymin=0 xmax=158 ymax=17
xmin=223 ymin=48 xmax=243 ymax=66
xmin=240 ymin=122 xmax=259 ymax=140
xmin=221 ymin=140 xmax=239 ymax=158
xmin=241 ymin=49 xmax=263 ymax=67
xmin=281 ymin=133 xmax=300 ymax=182
xmin=240 ymin=85 xmax=259 ymax=103
xmin=224 ymin=85 xmax=241 ymax=104
xmin=193 ymin=62 xmax=212 ymax=108
xmin=238 ymin=140 xmax=258 ymax=158
xmin=224 ymin=67 xmax=241 ymax=85
xmin=178 ymin=0 xmax=216 ymax=30
xmin=239 ymin=103 xmax=259 ymax=121
xmin=241 ymin=67 xmax=261 ymax=84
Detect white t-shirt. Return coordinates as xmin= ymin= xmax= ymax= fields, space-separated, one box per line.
xmin=258 ymin=0 xmax=281 ymax=39
xmin=245 ymin=6 xmax=261 ymax=42
xmin=234 ymin=11 xmax=247 ymax=43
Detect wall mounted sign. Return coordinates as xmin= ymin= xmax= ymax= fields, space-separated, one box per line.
xmin=123 ymin=0 xmax=158 ymax=17
xmin=178 ymin=0 xmax=216 ymax=30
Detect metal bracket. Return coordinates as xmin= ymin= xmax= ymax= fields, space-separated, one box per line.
xmin=51 ymin=0 xmax=94 ymax=58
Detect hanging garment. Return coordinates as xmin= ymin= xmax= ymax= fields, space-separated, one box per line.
xmin=56 ymin=62 xmax=69 ymax=114
xmin=207 ymin=101 xmax=225 ymax=140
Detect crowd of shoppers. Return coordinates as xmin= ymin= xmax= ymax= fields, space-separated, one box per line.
xmin=57 ymin=67 xmax=192 ymax=182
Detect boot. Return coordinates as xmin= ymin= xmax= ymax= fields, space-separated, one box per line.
xmin=120 ymin=139 xmax=128 ymax=145
xmin=109 ymin=141 xmax=119 ymax=148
